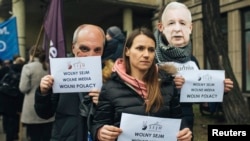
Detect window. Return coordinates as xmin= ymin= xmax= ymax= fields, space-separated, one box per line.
xmin=243 ymin=9 xmax=250 ymax=92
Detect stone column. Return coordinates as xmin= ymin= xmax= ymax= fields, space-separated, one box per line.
xmin=192 ymin=20 xmax=204 ymax=69
xmin=12 ymin=0 xmax=26 ymax=58
xmin=0 ymin=17 xmax=4 ymax=23
xmin=228 ymin=10 xmax=242 ymax=88
xmin=123 ymin=8 xmax=133 ymax=36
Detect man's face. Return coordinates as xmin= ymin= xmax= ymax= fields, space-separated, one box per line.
xmin=160 ymin=8 xmax=192 ymax=47
xmin=105 ymin=33 xmax=112 ymax=41
xmin=72 ymin=28 xmax=104 ymax=57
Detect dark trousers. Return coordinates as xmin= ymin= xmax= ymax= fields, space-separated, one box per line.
xmin=181 ymin=105 xmax=194 ymax=141
xmin=183 ymin=115 xmax=194 ymax=141
xmin=2 ymin=114 xmax=20 ymax=141
xmin=25 ymin=122 xmax=53 ymax=141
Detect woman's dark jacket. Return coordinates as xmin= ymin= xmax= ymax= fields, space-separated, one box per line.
xmin=90 ymin=68 xmax=187 ymax=140
xmin=0 ymin=64 xmax=24 ymax=115
xmin=35 ymin=88 xmax=91 ymax=141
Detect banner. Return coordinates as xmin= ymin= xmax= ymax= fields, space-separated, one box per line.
xmin=43 ymin=0 xmax=66 ymax=59
xmin=0 ymin=16 xmax=19 ymax=61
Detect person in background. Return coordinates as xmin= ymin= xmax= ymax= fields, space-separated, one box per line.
xmin=2 ymin=60 xmax=11 ymax=67
xmin=0 ymin=59 xmax=5 ymax=115
xmin=12 ymin=55 xmax=25 ymax=64
xmin=91 ymin=27 xmax=192 ymax=141
xmin=101 ymin=26 xmax=126 ymax=83
xmin=0 ymin=59 xmax=4 ymax=69
xmin=34 ymin=24 xmax=108 ymax=141
xmin=0 ymin=56 xmax=25 ymax=141
xmin=19 ymin=45 xmax=54 ymax=141
xmin=102 ymin=26 xmax=125 ymax=62
xmin=154 ymin=2 xmax=234 ymax=140
xmin=0 ymin=59 xmax=3 ymax=116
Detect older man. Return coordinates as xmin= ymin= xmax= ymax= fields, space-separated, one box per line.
xmin=34 ymin=24 xmax=106 ymax=141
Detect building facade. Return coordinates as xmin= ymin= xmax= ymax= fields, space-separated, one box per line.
xmin=1 ymin=0 xmax=250 ymax=97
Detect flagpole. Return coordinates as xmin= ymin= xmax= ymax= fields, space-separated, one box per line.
xmin=31 ymin=24 xmax=44 ymax=61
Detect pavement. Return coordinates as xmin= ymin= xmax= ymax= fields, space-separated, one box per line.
xmin=0 ymin=116 xmax=28 ymax=141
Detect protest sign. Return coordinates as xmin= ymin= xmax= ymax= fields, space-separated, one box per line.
xmin=50 ymin=56 xmax=102 ymax=93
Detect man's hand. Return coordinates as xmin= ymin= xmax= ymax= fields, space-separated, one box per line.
xmin=40 ymin=75 xmax=54 ymax=95
xmin=89 ymin=89 xmax=100 ymax=105
xmin=174 ymin=75 xmax=185 ymax=89
xmin=224 ymin=78 xmax=233 ymax=93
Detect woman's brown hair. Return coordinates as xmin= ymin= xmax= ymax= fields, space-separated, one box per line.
xmin=123 ymin=27 xmax=163 ymax=113
xmin=29 ymin=45 xmax=48 ymax=71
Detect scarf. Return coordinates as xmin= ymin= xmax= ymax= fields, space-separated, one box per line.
xmin=112 ymin=59 xmax=148 ymax=99
xmin=154 ymin=30 xmax=192 ymax=63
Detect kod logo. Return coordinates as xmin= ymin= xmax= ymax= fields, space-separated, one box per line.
xmin=0 ymin=27 xmax=10 ymax=35
xmin=0 ymin=40 xmax=7 ymax=52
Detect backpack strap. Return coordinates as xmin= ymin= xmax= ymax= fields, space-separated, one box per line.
xmin=78 ymin=92 xmax=92 ymax=118
xmin=0 ymin=73 xmax=8 ymax=82
xmin=7 ymin=66 xmax=15 ymax=73
xmin=78 ymin=92 xmax=95 ymax=129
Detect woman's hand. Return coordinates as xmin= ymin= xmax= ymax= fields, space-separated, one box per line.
xmin=177 ymin=128 xmax=192 ymax=141
xmin=97 ymin=125 xmax=122 ymax=141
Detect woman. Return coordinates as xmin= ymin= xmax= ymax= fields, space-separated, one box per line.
xmin=91 ymin=27 xmax=192 ymax=141
xmin=19 ymin=45 xmax=54 ymax=141
xmin=0 ymin=56 xmax=25 ymax=141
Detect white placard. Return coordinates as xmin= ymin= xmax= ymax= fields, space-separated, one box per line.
xmin=180 ymin=70 xmax=224 ymax=102
xmin=118 ymin=113 xmax=181 ymax=141
xmin=50 ymin=56 xmax=102 ymax=93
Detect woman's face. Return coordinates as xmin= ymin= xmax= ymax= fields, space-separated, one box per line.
xmin=125 ymin=34 xmax=155 ymax=73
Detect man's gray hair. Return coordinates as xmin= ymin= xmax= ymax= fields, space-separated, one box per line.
xmin=72 ymin=24 xmax=105 ymax=46
xmin=161 ymin=1 xmax=192 ymax=23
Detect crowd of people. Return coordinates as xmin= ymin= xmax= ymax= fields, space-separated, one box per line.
xmin=0 ymin=1 xmax=234 ymax=141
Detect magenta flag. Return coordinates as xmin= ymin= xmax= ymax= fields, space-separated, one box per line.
xmin=43 ymin=0 xmax=66 ymax=59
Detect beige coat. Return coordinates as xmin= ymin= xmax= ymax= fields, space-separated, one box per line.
xmin=19 ymin=58 xmax=54 ymax=124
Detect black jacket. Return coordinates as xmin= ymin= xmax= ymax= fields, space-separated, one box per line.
xmin=90 ymin=68 xmax=186 ymax=140
xmin=0 ymin=64 xmax=24 ymax=115
xmin=102 ymin=39 xmax=124 ymax=62
xmin=35 ymin=88 xmax=90 ymax=141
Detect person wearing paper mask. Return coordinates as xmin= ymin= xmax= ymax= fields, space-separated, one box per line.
xmin=154 ymin=2 xmax=234 ymax=140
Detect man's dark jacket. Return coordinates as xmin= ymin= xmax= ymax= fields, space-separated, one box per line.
xmin=35 ymin=88 xmax=91 ymax=141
